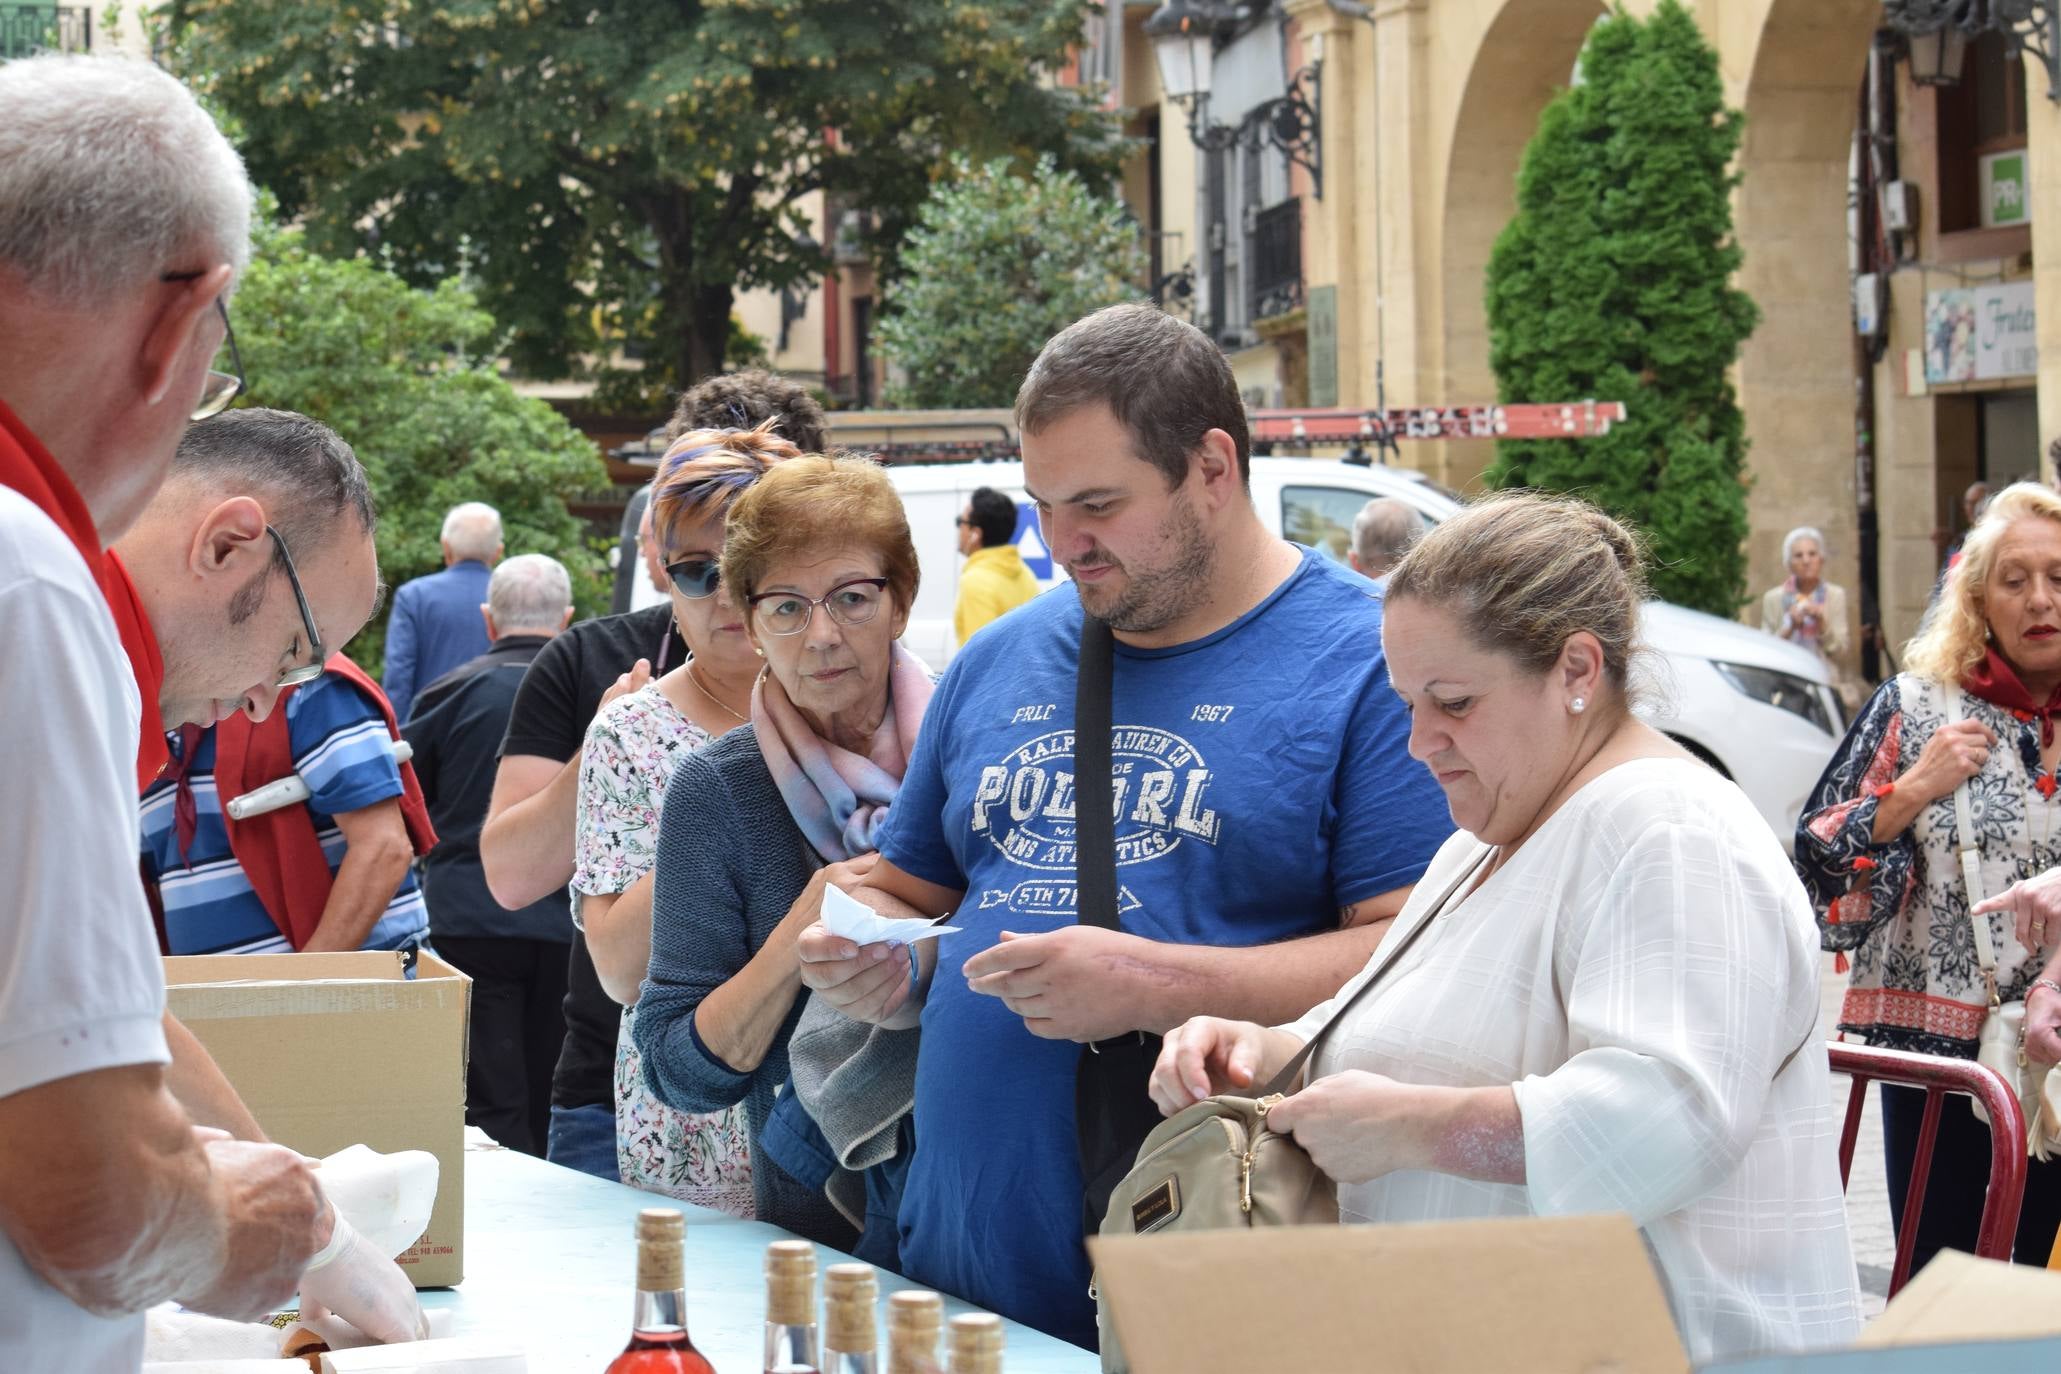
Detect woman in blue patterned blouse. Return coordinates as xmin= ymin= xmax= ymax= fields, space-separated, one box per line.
xmin=1797 ymin=480 xmax=2061 ymax=1273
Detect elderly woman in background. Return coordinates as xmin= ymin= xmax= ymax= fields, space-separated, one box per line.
xmin=633 ymin=455 xmax=932 ymax=1246
xmin=572 ymin=425 xmax=798 ymax=1209
xmin=1798 ymin=481 xmax=2061 ymax=1274
xmin=1762 ymin=526 xmax=1849 ymax=665
xmin=1153 ymin=492 xmax=1860 ymax=1364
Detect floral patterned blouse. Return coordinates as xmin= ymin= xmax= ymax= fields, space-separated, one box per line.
xmin=1796 ymin=672 xmax=2061 ymax=1056
xmin=573 ymin=682 xmax=755 ymax=1214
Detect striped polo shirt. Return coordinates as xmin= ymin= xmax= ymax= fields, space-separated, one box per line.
xmin=139 ymin=672 xmax=428 ymax=955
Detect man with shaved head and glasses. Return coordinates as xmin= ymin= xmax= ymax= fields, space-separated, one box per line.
xmin=0 ymin=54 xmax=420 ymax=1368
xmin=121 ymin=408 xmax=436 ymax=960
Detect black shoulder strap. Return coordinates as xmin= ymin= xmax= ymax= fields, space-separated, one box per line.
xmin=1075 ymin=614 xmax=1120 ymax=932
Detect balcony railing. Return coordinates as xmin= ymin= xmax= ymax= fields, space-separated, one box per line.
xmin=1249 ymin=197 xmax=1304 ymax=323
xmin=1 ymin=5 xmax=93 ymax=60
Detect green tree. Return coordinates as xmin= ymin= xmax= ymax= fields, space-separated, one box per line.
xmin=163 ymin=0 xmax=1124 ymax=405
xmin=231 ymin=212 xmax=610 ymax=677
xmin=1484 ymin=0 xmax=1760 ymax=615
xmin=877 ymin=154 xmax=1145 ymax=409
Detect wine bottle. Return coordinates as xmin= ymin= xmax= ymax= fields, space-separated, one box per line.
xmin=946 ymin=1314 xmax=1002 ymax=1374
xmin=764 ymin=1240 xmax=822 ymax=1374
xmin=885 ymin=1290 xmax=943 ymax=1374
xmin=605 ymin=1208 xmax=716 ymax=1373
xmin=821 ymin=1263 xmax=879 ymax=1374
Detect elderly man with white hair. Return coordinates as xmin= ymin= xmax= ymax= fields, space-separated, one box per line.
xmin=0 ymin=55 xmax=422 ymax=1368
xmin=1347 ymin=496 xmax=1422 ymax=586
xmin=382 ymin=500 xmax=504 ymax=724
xmin=404 ymin=554 xmax=577 ymax=1157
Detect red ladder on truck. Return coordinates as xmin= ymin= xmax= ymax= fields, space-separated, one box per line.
xmin=1249 ymin=402 xmax=1629 ymax=456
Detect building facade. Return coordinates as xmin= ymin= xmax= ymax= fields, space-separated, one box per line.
xmin=1085 ymin=0 xmax=2061 ymax=680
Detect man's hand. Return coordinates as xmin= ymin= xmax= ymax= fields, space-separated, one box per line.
xmin=601 ymin=658 xmax=653 ymax=710
xmin=962 ymin=926 xmax=1171 ymax=1042
xmin=176 ymin=1137 xmax=329 ymax=1321
xmin=1973 ymin=865 xmax=2061 ymax=953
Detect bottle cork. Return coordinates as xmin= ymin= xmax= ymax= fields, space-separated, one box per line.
xmin=824 ymin=1263 xmax=878 ymax=1353
xmin=886 ymin=1289 xmax=944 ymax=1374
xmin=947 ymin=1313 xmax=1003 ymax=1374
xmin=634 ymin=1208 xmax=684 ymax=1292
xmin=764 ymin=1239 xmax=817 ymax=1327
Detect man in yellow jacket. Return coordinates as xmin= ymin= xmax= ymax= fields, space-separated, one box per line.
xmin=954 ymin=485 xmax=1041 ymax=645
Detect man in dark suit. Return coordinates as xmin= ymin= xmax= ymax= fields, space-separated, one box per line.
xmin=384 ymin=500 xmax=503 ymax=724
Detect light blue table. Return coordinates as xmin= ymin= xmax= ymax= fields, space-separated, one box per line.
xmin=423 ymin=1144 xmax=1101 ymax=1372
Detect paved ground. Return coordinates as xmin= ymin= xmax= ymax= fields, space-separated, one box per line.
xmin=1821 ymin=955 xmax=1893 ymax=1318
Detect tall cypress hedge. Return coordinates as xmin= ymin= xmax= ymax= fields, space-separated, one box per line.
xmin=1485 ymin=0 xmax=1760 ymax=616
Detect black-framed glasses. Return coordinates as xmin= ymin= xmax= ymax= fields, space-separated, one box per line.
xmin=955 ymin=516 xmax=976 ymax=528
xmin=161 ymin=270 xmax=245 ymax=420
xmin=747 ymin=578 xmax=890 ymax=637
xmin=266 ymin=524 xmax=326 ymax=687
xmin=665 ymin=556 xmax=721 ymax=599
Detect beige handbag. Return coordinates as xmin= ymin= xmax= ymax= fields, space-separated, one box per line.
xmin=1090 ymin=848 xmax=1493 ymax=1371
xmin=1946 ymin=686 xmax=2061 ymax=1161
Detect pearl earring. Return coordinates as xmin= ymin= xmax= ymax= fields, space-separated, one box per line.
xmin=1570 ymin=697 xmax=1586 ymax=715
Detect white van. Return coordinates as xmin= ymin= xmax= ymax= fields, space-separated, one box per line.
xmin=620 ymin=456 xmax=1842 ymax=837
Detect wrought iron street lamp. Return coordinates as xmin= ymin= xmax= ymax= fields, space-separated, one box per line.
xmin=1144 ymin=0 xmax=1325 ymax=196
xmin=1883 ymin=0 xmax=2061 ymax=101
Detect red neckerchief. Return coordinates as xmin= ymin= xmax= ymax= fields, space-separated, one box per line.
xmin=0 ymin=402 xmax=173 ymax=789
xmin=0 ymin=398 xmax=100 ymax=574
xmin=103 ymin=550 xmax=171 ymax=788
xmin=1964 ymin=647 xmax=2061 ymax=749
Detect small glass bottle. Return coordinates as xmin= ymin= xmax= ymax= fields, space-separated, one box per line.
xmin=763 ymin=1240 xmax=822 ymax=1374
xmin=821 ymin=1263 xmax=879 ymax=1374
xmin=885 ymin=1290 xmax=943 ymax=1374
xmin=946 ymin=1314 xmax=1003 ymax=1374
xmin=605 ymin=1208 xmax=716 ymax=1373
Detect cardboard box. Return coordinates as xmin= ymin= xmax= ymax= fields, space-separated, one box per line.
xmin=1089 ymin=1218 xmax=2061 ymax=1374
xmin=1090 ymin=1215 xmax=1691 ymax=1374
xmin=164 ymin=951 xmax=470 ymax=1288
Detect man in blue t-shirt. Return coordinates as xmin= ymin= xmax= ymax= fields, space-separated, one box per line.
xmin=798 ymin=304 xmax=1452 ymax=1347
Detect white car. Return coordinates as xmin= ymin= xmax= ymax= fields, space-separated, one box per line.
xmin=886 ymin=458 xmax=1841 ymax=839
xmin=618 ymin=456 xmax=1841 ymax=837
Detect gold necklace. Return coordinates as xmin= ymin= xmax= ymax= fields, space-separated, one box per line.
xmin=687 ymin=662 xmax=749 ymax=726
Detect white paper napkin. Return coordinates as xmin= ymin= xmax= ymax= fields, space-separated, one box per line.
xmin=820 ymin=882 xmax=959 ymax=945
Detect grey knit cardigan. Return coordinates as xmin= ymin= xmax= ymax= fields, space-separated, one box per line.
xmin=631 ymin=723 xmax=858 ymax=1242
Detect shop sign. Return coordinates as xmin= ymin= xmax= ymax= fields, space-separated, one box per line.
xmin=1981 ymin=150 xmax=2030 ymax=229
xmin=1925 ymin=280 xmax=2038 ymax=384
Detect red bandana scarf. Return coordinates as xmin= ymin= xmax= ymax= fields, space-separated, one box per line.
xmin=1964 ymin=646 xmax=2061 ymax=751
xmin=0 ymin=401 xmax=172 ymax=789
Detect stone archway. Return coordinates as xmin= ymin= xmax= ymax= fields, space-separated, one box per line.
xmin=1734 ymin=0 xmax=1880 ymax=662
xmin=1433 ymin=0 xmax=1609 ymax=490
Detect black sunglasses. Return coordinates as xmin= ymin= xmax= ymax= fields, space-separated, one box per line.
xmin=161 ymin=270 xmax=245 ymax=420
xmin=665 ymin=556 xmax=721 ymax=599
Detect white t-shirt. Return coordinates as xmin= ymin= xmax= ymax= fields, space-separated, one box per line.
xmin=1283 ymin=757 xmax=1863 ymax=1364
xmin=0 ymin=486 xmax=170 ymax=1372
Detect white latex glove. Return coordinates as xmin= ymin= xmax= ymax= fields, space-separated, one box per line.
xmin=298 ymin=1206 xmax=429 ymax=1344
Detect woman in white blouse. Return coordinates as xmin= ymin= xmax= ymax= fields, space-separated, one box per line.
xmin=1150 ymin=492 xmax=1861 ymax=1364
